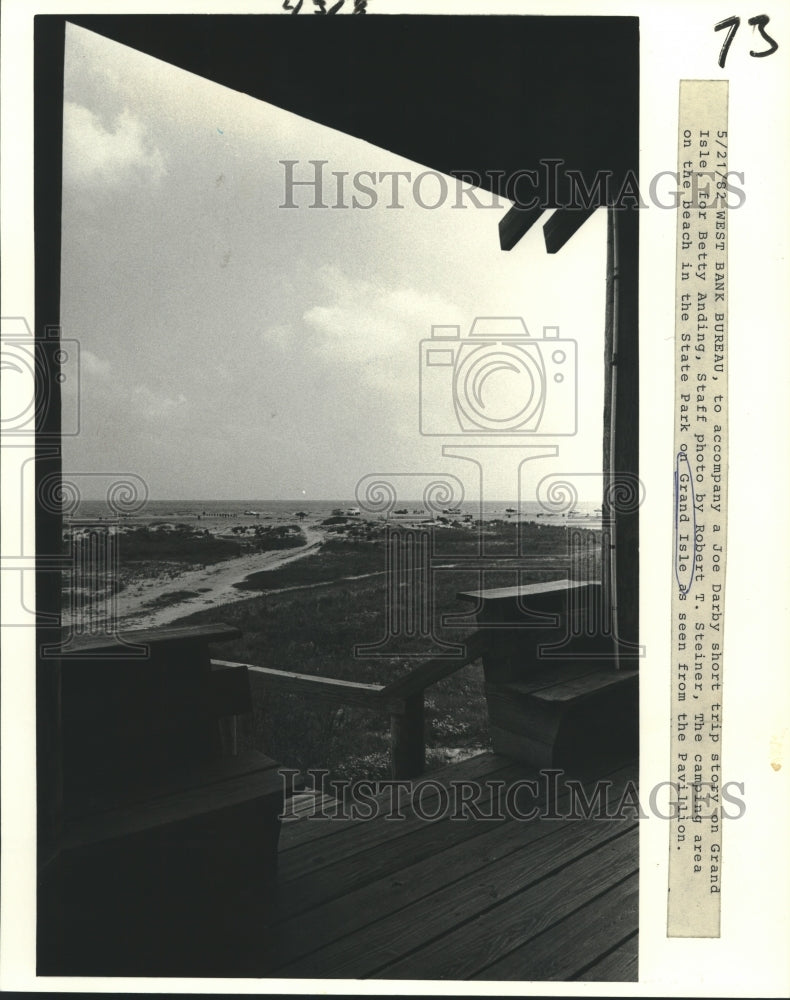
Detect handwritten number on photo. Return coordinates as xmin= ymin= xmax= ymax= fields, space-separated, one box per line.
xmin=747 ymin=14 xmax=779 ymax=57
xmin=715 ymin=14 xmax=779 ymax=66
xmin=715 ymin=15 xmax=741 ymax=66
xmin=282 ymin=0 xmax=368 ymax=12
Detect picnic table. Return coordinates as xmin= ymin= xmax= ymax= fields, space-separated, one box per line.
xmin=457 ymin=580 xmax=638 ymax=770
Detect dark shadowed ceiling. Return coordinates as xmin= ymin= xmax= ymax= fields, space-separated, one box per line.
xmin=64 ymin=14 xmax=639 ymax=197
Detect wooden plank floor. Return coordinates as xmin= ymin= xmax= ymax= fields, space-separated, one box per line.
xmin=251 ymin=751 xmax=639 ymax=982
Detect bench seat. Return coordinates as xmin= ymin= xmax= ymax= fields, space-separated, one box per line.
xmin=457 ymin=582 xmax=639 ymax=770
xmin=60 ymin=750 xmax=286 ymax=851
xmin=485 ymin=666 xmax=637 ymax=769
xmin=39 ymin=624 xmax=289 ymax=977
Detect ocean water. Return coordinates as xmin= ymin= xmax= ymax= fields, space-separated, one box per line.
xmin=69 ymin=498 xmax=603 ymax=524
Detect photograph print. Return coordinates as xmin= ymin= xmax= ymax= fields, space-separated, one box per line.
xmin=32 ymin=8 xmax=641 ymax=982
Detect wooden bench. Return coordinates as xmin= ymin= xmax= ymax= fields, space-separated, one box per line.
xmin=458 ymin=581 xmax=638 ymax=770
xmin=40 ymin=623 xmax=290 ymax=976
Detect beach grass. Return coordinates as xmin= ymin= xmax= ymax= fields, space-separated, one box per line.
xmin=116 ymin=525 xmax=246 ymax=564
xmin=173 ymin=520 xmax=601 ymax=783
xmin=234 ymin=537 xmax=386 ymax=591
xmin=62 ymin=523 xmax=309 ymax=603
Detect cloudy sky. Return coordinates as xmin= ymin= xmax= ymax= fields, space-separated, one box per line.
xmin=61 ymin=22 xmax=607 ymax=501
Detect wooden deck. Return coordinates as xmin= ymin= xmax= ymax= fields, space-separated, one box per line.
xmin=40 ymin=615 xmax=638 ymax=981
xmin=233 ymin=750 xmax=638 ymax=982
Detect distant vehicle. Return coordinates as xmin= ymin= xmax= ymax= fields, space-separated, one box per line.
xmin=394 ymin=508 xmax=408 ymax=514
xmin=346 ymin=508 xmax=360 ymax=516
xmin=243 ymin=510 xmax=260 ymax=516
xmin=505 ymin=507 xmax=517 ymax=514
xmin=443 ymin=507 xmax=461 ymax=514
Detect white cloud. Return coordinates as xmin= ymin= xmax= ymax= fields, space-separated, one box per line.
xmin=80 ymin=349 xmax=112 ymax=378
xmin=63 ymin=101 xmax=167 ymax=188
xmin=302 ymin=265 xmax=463 ymax=389
xmin=133 ymin=384 xmax=187 ymax=420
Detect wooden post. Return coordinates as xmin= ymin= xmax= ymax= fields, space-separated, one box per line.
xmin=601 ymin=206 xmax=640 ymax=667
xmin=390 ymin=693 xmax=425 ymax=779
xmin=613 ymin=207 xmax=639 ymax=660
xmin=35 ymin=15 xmax=67 ymax=880
xmin=602 ymin=207 xmax=617 ymax=661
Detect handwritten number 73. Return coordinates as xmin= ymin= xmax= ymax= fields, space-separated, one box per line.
xmin=715 ymin=14 xmax=779 ymax=67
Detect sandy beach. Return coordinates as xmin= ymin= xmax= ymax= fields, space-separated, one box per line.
xmin=61 ymin=503 xmax=588 ymax=632
xmin=66 ymin=524 xmax=327 ymax=631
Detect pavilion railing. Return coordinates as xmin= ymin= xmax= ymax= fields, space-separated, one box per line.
xmin=212 ymin=629 xmax=486 ymax=779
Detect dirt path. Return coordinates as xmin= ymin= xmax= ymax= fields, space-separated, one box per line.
xmin=99 ymin=526 xmax=327 ymax=630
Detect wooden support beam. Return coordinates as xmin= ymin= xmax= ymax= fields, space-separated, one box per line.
xmin=543 ymin=206 xmax=597 ymax=254
xmin=390 ymin=693 xmax=425 ymax=779
xmin=498 ymin=204 xmax=545 ymax=251
xmin=611 ymin=207 xmax=640 ymax=657
xmin=35 ymin=15 xmax=67 ymax=876
xmin=380 ymin=631 xmax=485 ymax=700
